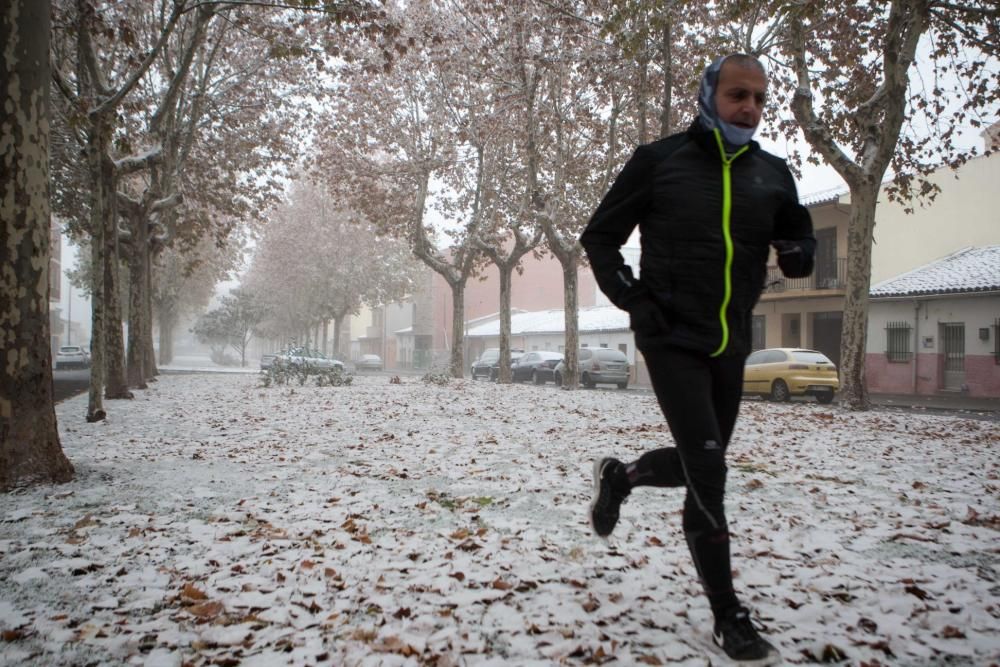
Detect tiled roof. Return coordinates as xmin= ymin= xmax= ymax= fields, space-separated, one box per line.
xmin=800 ymin=184 xmax=849 ymax=207
xmin=466 ymin=306 xmax=629 ymax=337
xmin=870 ymin=246 xmax=1000 ymax=298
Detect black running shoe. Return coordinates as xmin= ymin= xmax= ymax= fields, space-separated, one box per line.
xmin=589 ymin=458 xmax=628 ymax=537
xmin=712 ymin=607 xmax=781 ymax=665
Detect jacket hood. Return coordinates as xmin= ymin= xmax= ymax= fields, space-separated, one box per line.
xmin=697 ymin=55 xmax=759 ymax=149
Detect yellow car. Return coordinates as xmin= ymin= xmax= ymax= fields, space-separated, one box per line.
xmin=743 ymin=348 xmax=839 ymax=404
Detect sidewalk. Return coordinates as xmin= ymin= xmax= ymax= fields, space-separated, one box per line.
xmin=871 ymin=391 xmax=1000 ymax=414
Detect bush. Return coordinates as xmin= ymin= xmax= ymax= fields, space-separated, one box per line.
xmin=421 ymin=367 xmax=453 ymax=386
xmin=258 ymin=360 xmax=353 ymax=388
xmin=210 ymin=347 xmax=239 ymax=366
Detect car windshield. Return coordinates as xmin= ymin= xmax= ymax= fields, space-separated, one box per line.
xmin=480 ymin=350 xmax=499 ymax=362
xmin=790 ymin=350 xmax=833 ymax=364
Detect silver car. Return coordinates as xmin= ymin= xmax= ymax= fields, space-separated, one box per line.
xmin=55 ymin=345 xmax=90 ymax=369
xmin=356 ymin=354 xmax=383 ymax=371
xmin=269 ymin=347 xmax=344 ymax=371
xmin=554 ymin=348 xmax=630 ymax=389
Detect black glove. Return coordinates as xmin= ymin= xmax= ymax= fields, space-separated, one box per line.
xmin=624 ymin=295 xmax=669 ymax=336
xmin=772 ymin=239 xmax=814 ymax=278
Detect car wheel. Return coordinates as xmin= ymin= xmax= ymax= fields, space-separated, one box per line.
xmin=617 ymin=382 xmax=628 ymax=390
xmin=770 ymin=379 xmax=790 ymax=402
xmin=554 ymin=371 xmax=562 ymax=386
xmin=816 ymin=391 xmax=834 ymax=405
xmin=532 ymin=370 xmax=544 ymax=385
xmin=489 ymin=368 xmax=498 ymax=382
xmin=582 ymin=373 xmax=596 ymax=389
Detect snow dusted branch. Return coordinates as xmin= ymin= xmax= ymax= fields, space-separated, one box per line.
xmin=787 ymin=11 xmax=863 ymax=185
xmin=115 ymin=148 xmax=164 ymax=175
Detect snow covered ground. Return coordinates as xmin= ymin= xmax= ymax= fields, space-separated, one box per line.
xmin=1 ymin=373 xmax=997 ymax=666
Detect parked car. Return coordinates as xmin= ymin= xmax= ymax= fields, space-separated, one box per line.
xmin=356 ymin=354 xmax=383 ymax=371
xmin=470 ymin=347 xmax=525 ymax=381
xmin=264 ymin=347 xmax=344 ymax=371
xmin=260 ymin=352 xmax=277 ymax=371
xmin=55 ymin=345 xmax=90 ymax=369
xmin=743 ymin=347 xmax=839 ymax=403
xmin=554 ymin=348 xmax=630 ymax=389
xmin=511 ymin=351 xmax=564 ymax=384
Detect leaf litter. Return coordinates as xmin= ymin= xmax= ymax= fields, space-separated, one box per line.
xmin=0 ymin=374 xmax=997 ymax=665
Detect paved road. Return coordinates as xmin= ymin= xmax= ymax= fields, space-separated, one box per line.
xmin=52 ymin=368 xmax=90 ymax=403
xmin=54 ymin=365 xmax=999 ymax=422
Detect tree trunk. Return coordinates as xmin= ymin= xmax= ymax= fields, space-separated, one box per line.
xmin=126 ymin=213 xmax=149 ymax=388
xmin=322 ymin=320 xmax=329 ymax=357
xmin=85 ymin=127 xmax=108 ymax=421
xmin=144 ymin=255 xmax=158 ymax=380
xmin=659 ymin=18 xmax=673 ymax=138
xmin=497 ymin=265 xmax=514 ymax=383
xmin=98 ymin=145 xmax=130 ymax=399
xmin=450 ymin=282 xmax=465 ymax=378
xmin=0 ymin=0 xmax=75 ymax=490
xmin=333 ymin=314 xmax=350 ymax=360
xmin=157 ymin=305 xmax=176 ymax=365
xmin=637 ymin=56 xmax=649 ymax=145
xmin=838 ymin=183 xmax=879 ymax=410
xmin=561 ymin=258 xmax=580 ymax=388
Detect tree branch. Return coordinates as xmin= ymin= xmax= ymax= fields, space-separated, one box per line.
xmin=151 ymin=193 xmax=183 ymax=213
xmin=786 ymin=9 xmax=864 ymax=185
xmin=95 ymin=2 xmax=186 ymax=116
xmin=50 ymin=59 xmax=78 ymax=104
xmin=150 ymin=6 xmax=215 ymax=136
xmin=115 ymin=147 xmax=164 ymax=175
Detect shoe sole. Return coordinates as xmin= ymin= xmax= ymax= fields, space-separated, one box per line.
xmin=703 ymin=632 xmax=782 ymax=666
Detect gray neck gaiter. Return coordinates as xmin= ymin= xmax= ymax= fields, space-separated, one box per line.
xmin=697 ymin=55 xmax=757 ymax=148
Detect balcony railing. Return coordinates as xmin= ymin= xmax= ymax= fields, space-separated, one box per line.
xmin=763 ymin=258 xmax=847 ymax=294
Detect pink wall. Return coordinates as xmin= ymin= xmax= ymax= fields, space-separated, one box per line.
xmin=431 ymin=253 xmax=598 ymax=354
xmin=965 ymin=355 xmax=1000 ymax=397
xmin=461 ymin=254 xmax=597 ymax=321
xmin=867 ymin=352 xmax=1000 ymax=398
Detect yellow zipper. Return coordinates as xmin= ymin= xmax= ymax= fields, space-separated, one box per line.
xmin=710 ymin=129 xmax=749 ymax=357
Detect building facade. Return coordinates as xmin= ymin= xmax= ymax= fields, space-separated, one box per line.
xmin=867 ymin=246 xmax=1000 ymax=398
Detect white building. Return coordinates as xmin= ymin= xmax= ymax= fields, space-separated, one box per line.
xmin=867 ymin=245 xmax=1000 ymax=398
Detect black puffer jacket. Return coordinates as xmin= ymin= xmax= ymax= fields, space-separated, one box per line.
xmin=581 ymin=122 xmax=815 ymax=357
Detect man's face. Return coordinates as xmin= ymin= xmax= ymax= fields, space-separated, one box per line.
xmin=714 ymin=61 xmax=767 ymax=131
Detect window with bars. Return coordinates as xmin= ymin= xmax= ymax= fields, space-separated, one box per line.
xmin=994 ymin=318 xmax=999 ymax=364
xmin=885 ymin=321 xmax=912 ymax=362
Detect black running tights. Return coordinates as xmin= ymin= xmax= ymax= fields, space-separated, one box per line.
xmin=624 ymin=344 xmax=746 ymax=618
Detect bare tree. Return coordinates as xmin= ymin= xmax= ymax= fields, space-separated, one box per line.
xmin=1 ymin=0 xmax=75 ymax=491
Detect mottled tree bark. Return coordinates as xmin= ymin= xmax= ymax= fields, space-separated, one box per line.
xmin=559 ymin=253 xmax=580 ymax=388
xmin=157 ymin=304 xmax=176 ymax=365
xmin=126 ymin=210 xmax=150 ymax=388
xmin=101 ymin=158 xmax=130 ymax=399
xmin=1 ymin=0 xmax=74 ymax=490
xmin=838 ymin=183 xmax=879 ymax=409
xmin=449 ymin=283 xmax=465 ymax=378
xmin=144 ymin=256 xmax=158 ymax=379
xmin=496 ymin=267 xmax=514 ymax=383
xmin=84 ymin=124 xmax=108 ymax=421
